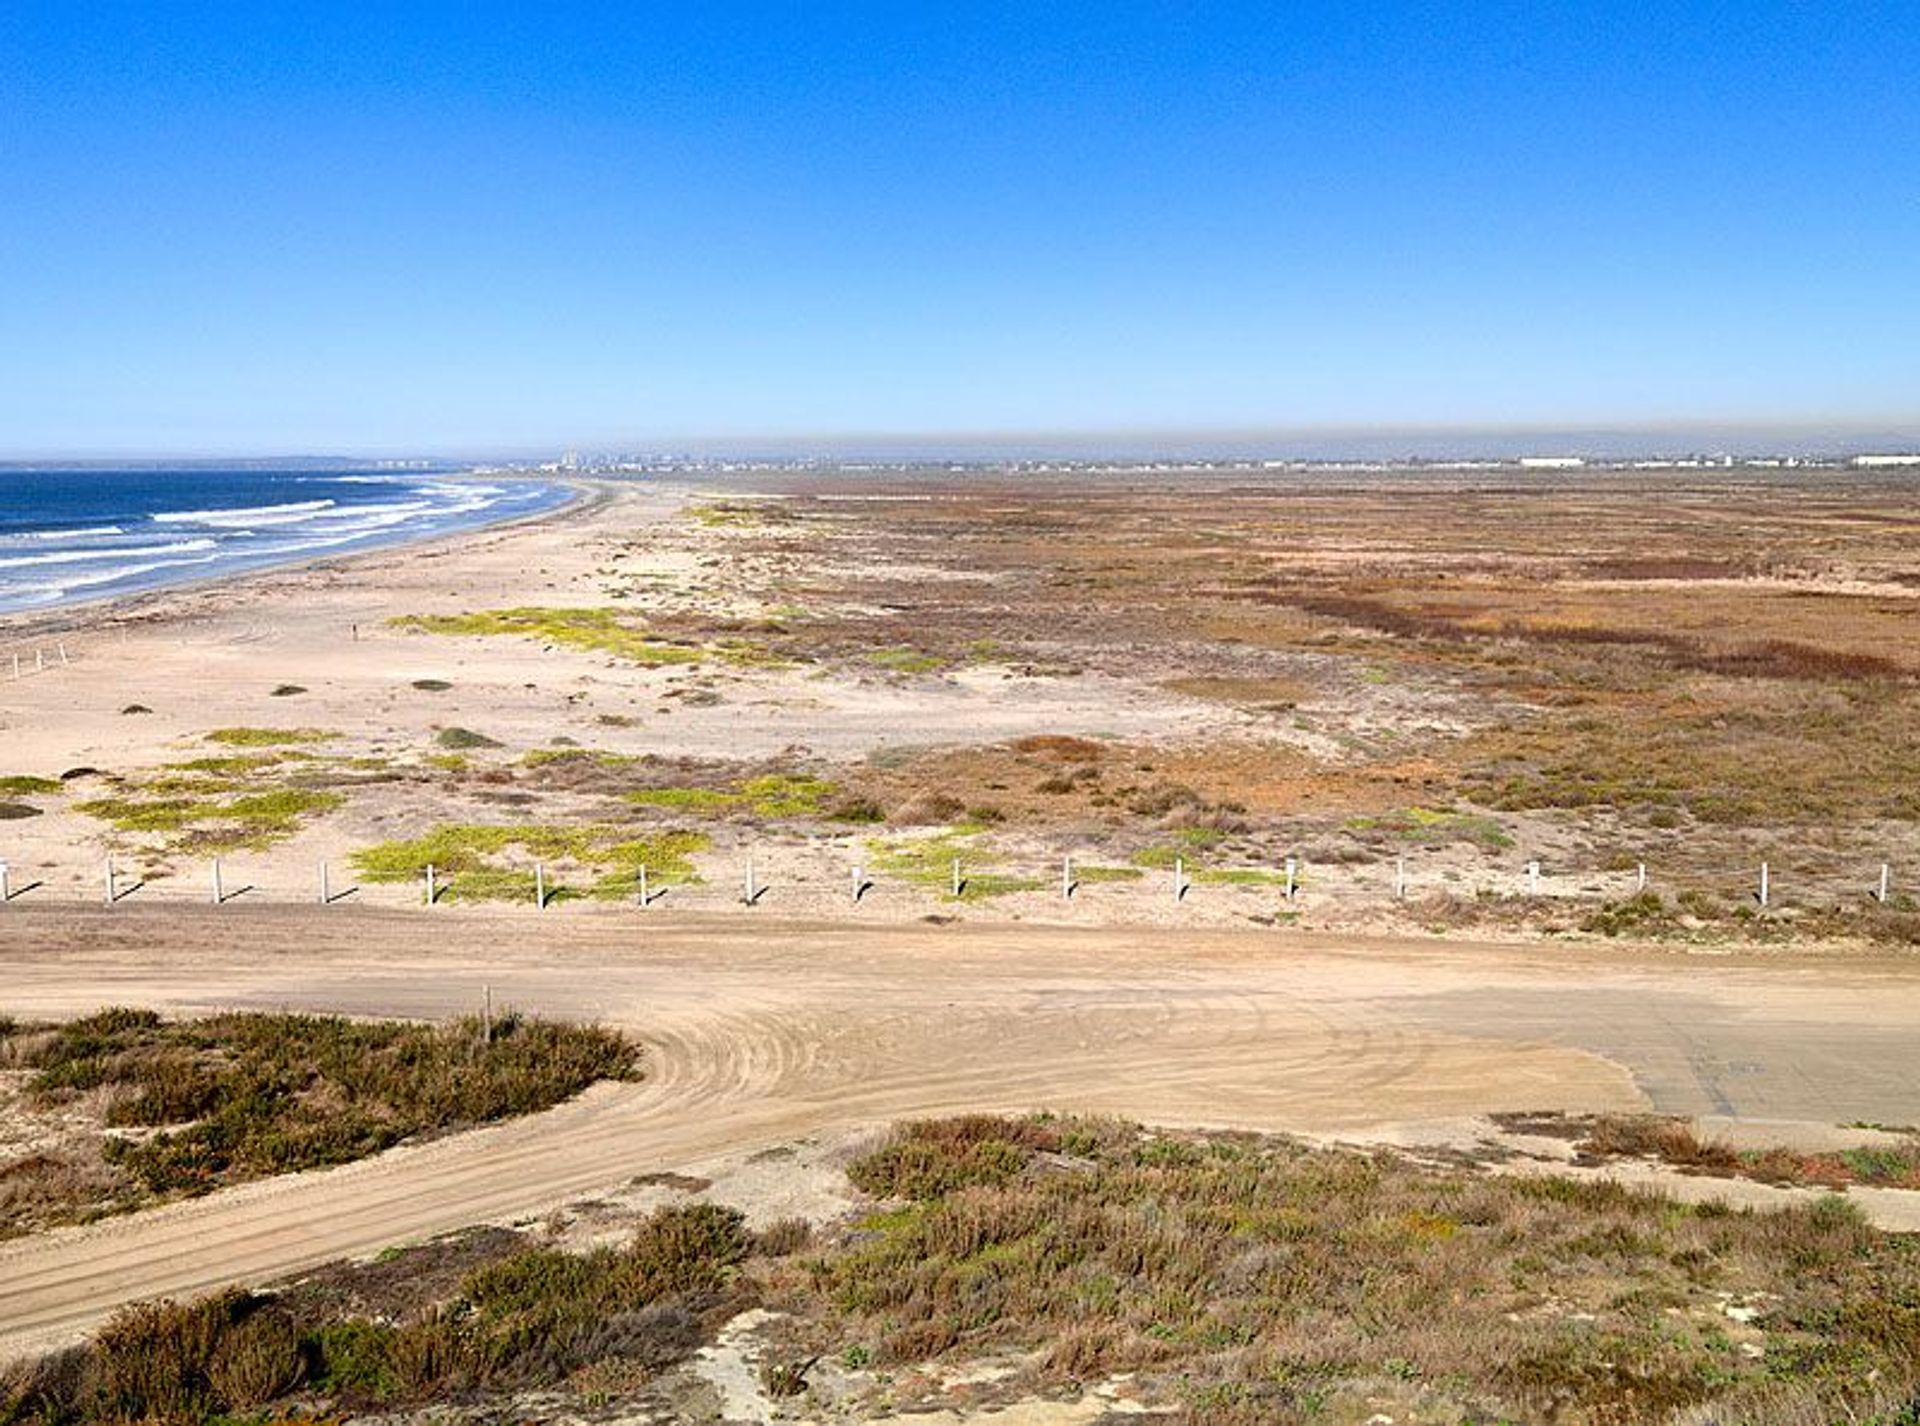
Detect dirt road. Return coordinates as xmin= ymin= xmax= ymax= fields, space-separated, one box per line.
xmin=2 ymin=905 xmax=1917 ymax=1359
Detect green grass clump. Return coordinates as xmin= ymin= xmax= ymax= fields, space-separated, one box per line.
xmin=0 ymin=775 xmax=62 ymax=795
xmin=1347 ymin=805 xmax=1513 ymax=850
xmin=351 ymin=824 xmax=709 ymax=901
xmin=865 ymin=832 xmax=1045 ymax=901
xmin=868 ymin=646 xmax=946 ymax=675
xmin=690 ymin=502 xmax=763 ymax=528
xmin=625 ymin=773 xmax=837 ymax=819
xmin=1071 ymin=864 xmax=1145 ymax=884
xmin=436 ymin=726 xmax=503 ymax=750
xmin=1192 ymin=866 xmax=1286 ymax=886
xmin=203 ymin=727 xmax=336 ymax=747
xmin=7 ymin=1009 xmax=638 ymax=1227
xmin=392 ymin=607 xmax=704 ymax=667
xmin=522 ymin=747 xmax=640 ymax=768
xmin=75 ymin=789 xmax=343 ymax=847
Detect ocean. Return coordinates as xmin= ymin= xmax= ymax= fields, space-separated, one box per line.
xmin=0 ymin=468 xmax=572 ymax=615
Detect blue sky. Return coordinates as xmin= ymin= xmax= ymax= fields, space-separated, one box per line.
xmin=2 ymin=3 xmax=1917 ymax=456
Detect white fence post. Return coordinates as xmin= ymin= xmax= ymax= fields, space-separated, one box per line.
xmin=535 ymin=862 xmax=546 ymax=909
xmin=211 ymin=858 xmax=223 ymax=905
xmin=1062 ymin=855 xmax=1073 ymax=901
xmin=104 ymin=855 xmax=116 ymax=905
xmin=319 ymin=861 xmax=330 ymax=905
xmin=1879 ymin=863 xmax=1891 ymax=904
xmin=1284 ymin=857 xmax=1297 ymax=901
xmin=425 ymin=862 xmax=437 ymax=906
xmin=1527 ymin=860 xmax=1540 ymax=896
xmin=637 ymin=863 xmax=649 ymax=907
xmin=1758 ymin=862 xmax=1770 ymax=908
xmin=1395 ymin=857 xmax=1406 ymax=899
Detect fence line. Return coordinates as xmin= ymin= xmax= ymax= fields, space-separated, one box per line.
xmin=0 ymin=846 xmax=1902 ymax=916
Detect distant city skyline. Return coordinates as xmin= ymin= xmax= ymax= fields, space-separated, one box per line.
xmin=3 ymin=3 xmax=1917 ymax=457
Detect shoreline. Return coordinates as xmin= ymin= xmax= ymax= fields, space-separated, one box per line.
xmin=0 ymin=475 xmax=604 ymax=636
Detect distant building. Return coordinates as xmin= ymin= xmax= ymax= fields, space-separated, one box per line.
xmin=1518 ymin=456 xmax=1585 ymax=469
xmin=1851 ymin=454 xmax=1920 ymax=467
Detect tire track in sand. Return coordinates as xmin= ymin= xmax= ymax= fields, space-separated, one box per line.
xmin=10 ymin=904 xmax=1908 ymax=1359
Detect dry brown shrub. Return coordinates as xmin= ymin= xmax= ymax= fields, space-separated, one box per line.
xmin=1010 ymin=734 xmax=1105 ymax=762
xmin=205 ymin=1306 xmax=304 ymax=1407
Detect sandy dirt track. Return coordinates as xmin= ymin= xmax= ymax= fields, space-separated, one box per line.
xmin=4 ymin=905 xmax=1919 ymax=1359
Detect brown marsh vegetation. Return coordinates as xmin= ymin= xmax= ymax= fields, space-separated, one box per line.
xmin=604 ymin=470 xmax=1920 ymax=933
xmin=0 ymin=1009 xmax=637 ymax=1237
xmin=6 ymin=1114 xmax=1917 ymax=1425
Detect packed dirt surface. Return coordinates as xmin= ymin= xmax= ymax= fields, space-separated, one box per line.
xmin=4 ymin=904 xmax=1920 ymax=1362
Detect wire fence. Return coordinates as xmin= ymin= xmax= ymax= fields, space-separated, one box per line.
xmin=0 ymin=846 xmax=1902 ymax=919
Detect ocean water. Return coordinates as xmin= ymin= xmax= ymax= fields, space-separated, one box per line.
xmin=0 ymin=469 xmax=572 ymax=614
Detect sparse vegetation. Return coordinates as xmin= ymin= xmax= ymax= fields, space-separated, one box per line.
xmin=351 ymin=823 xmax=709 ymax=901
xmin=864 ymin=832 xmax=1045 ymax=900
xmin=202 ymin=727 xmax=336 ymax=747
xmin=74 ymin=788 xmax=342 ymax=848
xmin=867 ymin=645 xmax=945 ymax=675
xmin=392 ymin=607 xmax=705 ymax=666
xmin=1574 ymin=1114 xmax=1920 ymax=1191
xmin=627 ymin=773 xmax=837 ymax=819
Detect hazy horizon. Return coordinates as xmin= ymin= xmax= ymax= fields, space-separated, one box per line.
xmin=8 ymin=417 xmax=1920 ymax=468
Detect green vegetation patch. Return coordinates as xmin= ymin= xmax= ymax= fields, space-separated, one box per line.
xmin=0 ymin=775 xmax=62 ymax=796
xmin=522 ymin=747 xmax=641 ymax=769
xmin=865 ymin=832 xmax=1045 ymax=900
xmin=74 ymin=788 xmax=342 ymax=848
xmin=1347 ymin=805 xmax=1513 ymax=850
xmin=351 ymin=823 xmax=709 ymax=902
xmin=626 ymin=773 xmax=837 ymax=819
xmin=435 ymin=726 xmax=503 ymax=750
xmin=868 ymin=645 xmax=946 ymax=675
xmin=392 ymin=607 xmax=704 ymax=667
xmin=203 ymin=727 xmax=337 ymax=747
xmin=1 ymin=1008 xmax=638 ymax=1233
xmin=690 ymin=501 xmax=763 ymax=528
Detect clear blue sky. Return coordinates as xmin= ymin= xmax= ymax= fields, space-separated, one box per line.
xmin=3 ymin=3 xmax=1917 ymax=457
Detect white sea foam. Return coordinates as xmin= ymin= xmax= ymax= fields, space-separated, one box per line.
xmin=3 ymin=552 xmax=225 ymax=602
xmin=13 ymin=525 xmax=126 ymax=541
xmin=152 ymin=498 xmax=337 ymax=525
xmin=0 ymin=538 xmax=218 ymax=569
